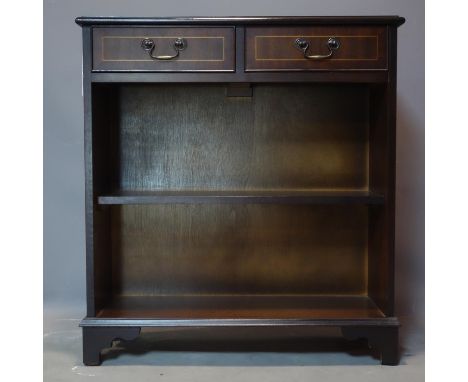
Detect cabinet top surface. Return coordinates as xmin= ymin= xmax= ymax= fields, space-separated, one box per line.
xmin=75 ymin=16 xmax=405 ymax=27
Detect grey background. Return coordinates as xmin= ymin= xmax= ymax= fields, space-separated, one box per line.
xmin=44 ymin=0 xmax=424 ymax=330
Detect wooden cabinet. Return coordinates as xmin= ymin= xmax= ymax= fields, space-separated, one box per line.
xmin=76 ymin=16 xmax=405 ymax=366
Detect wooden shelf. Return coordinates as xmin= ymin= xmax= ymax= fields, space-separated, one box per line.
xmin=98 ymin=190 xmax=384 ymax=205
xmin=96 ymin=295 xmax=385 ymax=320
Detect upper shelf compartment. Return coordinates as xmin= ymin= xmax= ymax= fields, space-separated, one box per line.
xmin=93 ymin=27 xmax=235 ymax=72
xmin=245 ymin=26 xmax=387 ymax=71
xmin=92 ymin=83 xmax=370 ymax=193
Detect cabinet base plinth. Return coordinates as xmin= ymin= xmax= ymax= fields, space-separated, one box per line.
xmin=82 ymin=326 xmax=141 ymax=366
xmin=80 ymin=318 xmax=399 ymax=366
xmin=342 ymin=326 xmax=399 ymax=365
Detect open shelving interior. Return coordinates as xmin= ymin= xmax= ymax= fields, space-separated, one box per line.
xmin=95 ymin=202 xmax=383 ymax=320
xmin=93 ymin=83 xmax=377 ymax=201
xmin=91 ymin=82 xmax=391 ymax=320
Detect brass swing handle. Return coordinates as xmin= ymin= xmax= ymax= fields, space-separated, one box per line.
xmin=294 ymin=37 xmax=340 ymax=59
xmin=140 ymin=38 xmax=187 ymax=60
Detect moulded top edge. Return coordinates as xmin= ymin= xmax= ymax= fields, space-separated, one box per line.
xmin=75 ymin=16 xmax=405 ymax=27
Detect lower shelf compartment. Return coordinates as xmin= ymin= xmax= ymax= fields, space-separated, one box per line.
xmin=96 ymin=295 xmax=384 ymax=320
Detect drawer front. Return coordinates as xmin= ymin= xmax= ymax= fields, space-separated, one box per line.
xmin=245 ymin=26 xmax=387 ymax=71
xmin=93 ymin=27 xmax=235 ymax=72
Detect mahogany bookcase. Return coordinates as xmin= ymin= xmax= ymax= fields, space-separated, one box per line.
xmin=76 ymin=16 xmax=405 ymax=365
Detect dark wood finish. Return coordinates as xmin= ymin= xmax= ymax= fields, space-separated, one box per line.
xmin=93 ymin=27 xmax=235 ymax=72
xmin=76 ymin=16 xmax=405 ymax=27
xmin=98 ymin=190 xmax=385 ymax=205
xmin=367 ymin=27 xmax=399 ymax=317
xmin=80 ymin=317 xmax=400 ymax=328
xmin=245 ymin=26 xmax=387 ymax=71
xmin=82 ymin=326 xmax=141 ymax=366
xmin=96 ymin=295 xmax=384 ymax=319
xmin=111 ymin=204 xmax=368 ymax=296
xmin=77 ymin=16 xmax=404 ymax=366
xmin=226 ymin=83 xmax=252 ymax=97
xmin=101 ymin=84 xmax=370 ymax=192
xmin=342 ymin=326 xmax=399 ymax=365
xmin=90 ymin=85 xmax=116 ymax=315
xmin=82 ymin=26 xmax=97 ymax=317
xmin=81 ymin=317 xmax=400 ymax=328
xmin=91 ymin=71 xmax=389 ymax=83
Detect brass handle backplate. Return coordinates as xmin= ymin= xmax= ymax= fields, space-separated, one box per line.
xmin=141 ymin=38 xmax=186 ymax=60
xmin=294 ymin=37 xmax=340 ymax=60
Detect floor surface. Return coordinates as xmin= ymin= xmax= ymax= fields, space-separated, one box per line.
xmin=44 ymin=305 xmax=424 ymax=382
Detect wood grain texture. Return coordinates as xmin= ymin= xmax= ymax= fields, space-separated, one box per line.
xmin=245 ymin=26 xmax=387 ymax=71
xmin=111 ymin=84 xmax=369 ymax=191
xmin=96 ymin=295 xmax=384 ymax=319
xmin=98 ymin=190 xmax=385 ymax=205
xmin=110 ymin=204 xmax=368 ymax=295
xmin=93 ymin=27 xmax=235 ymax=72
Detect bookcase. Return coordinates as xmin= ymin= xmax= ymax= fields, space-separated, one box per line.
xmin=76 ymin=16 xmax=405 ymax=365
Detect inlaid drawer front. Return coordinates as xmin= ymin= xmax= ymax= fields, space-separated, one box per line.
xmin=245 ymin=26 xmax=387 ymax=71
xmin=93 ymin=27 xmax=235 ymax=72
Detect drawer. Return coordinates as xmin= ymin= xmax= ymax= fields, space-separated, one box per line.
xmin=245 ymin=26 xmax=387 ymax=71
xmin=93 ymin=27 xmax=235 ymax=72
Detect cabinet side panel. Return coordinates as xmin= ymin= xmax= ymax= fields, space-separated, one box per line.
xmin=82 ymin=26 xmax=95 ymax=316
xmin=368 ymin=27 xmax=397 ymax=316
